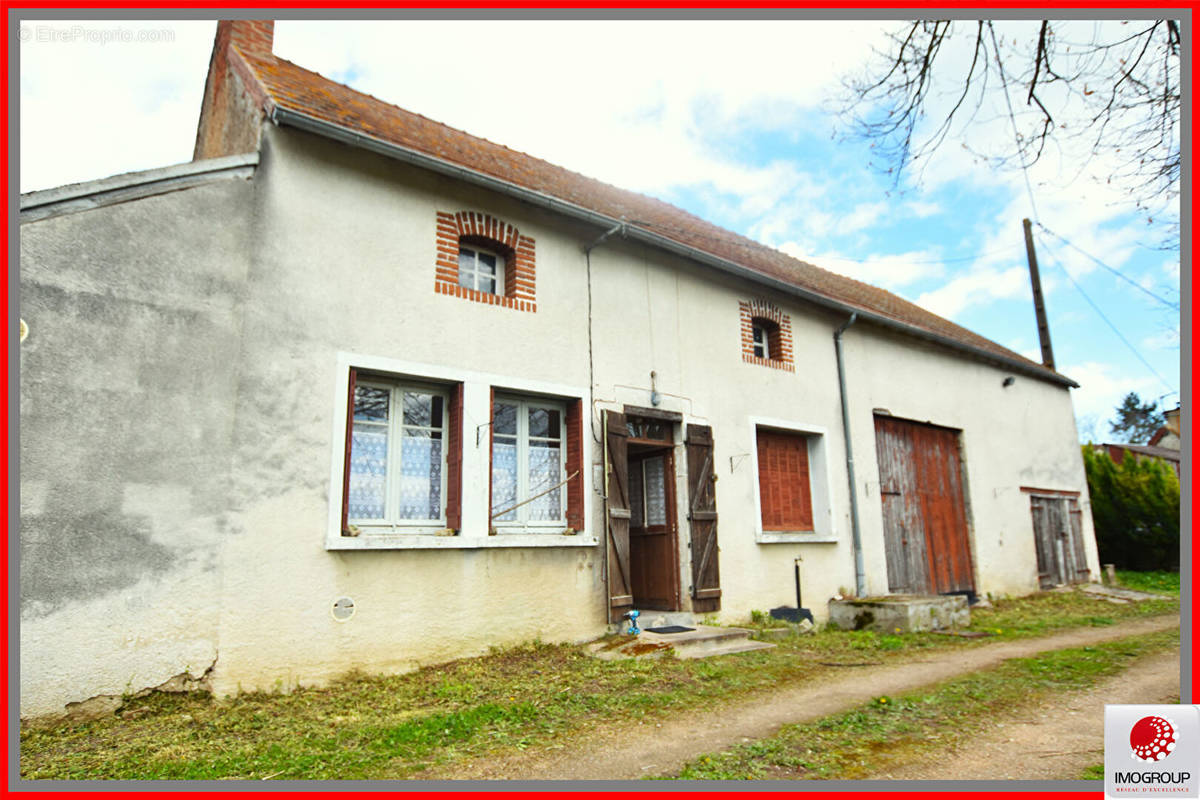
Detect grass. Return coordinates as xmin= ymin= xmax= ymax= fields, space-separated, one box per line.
xmin=20 ymin=583 xmax=1178 ymax=780
xmin=669 ymin=630 xmax=1178 ymax=780
xmin=1116 ymin=570 xmax=1180 ymax=595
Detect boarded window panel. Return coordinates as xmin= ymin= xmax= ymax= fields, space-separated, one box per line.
xmin=756 ymin=429 xmax=813 ymax=531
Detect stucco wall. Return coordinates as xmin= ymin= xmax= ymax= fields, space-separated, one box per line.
xmin=18 ymin=122 xmax=1096 ymax=715
xmin=20 ymin=176 xmax=254 ymax=716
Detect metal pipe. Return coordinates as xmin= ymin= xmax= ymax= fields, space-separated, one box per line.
xmin=835 ymin=313 xmax=867 ymax=597
xmin=585 ymin=222 xmax=626 ymax=253
xmin=268 ymin=107 xmax=1077 ymax=389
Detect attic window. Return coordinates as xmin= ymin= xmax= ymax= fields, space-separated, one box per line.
xmin=739 ymin=300 xmax=794 ymax=371
xmin=458 ymin=244 xmax=504 ymax=295
xmin=435 ymin=211 xmax=537 ymax=312
xmin=751 ymin=320 xmax=774 ymax=359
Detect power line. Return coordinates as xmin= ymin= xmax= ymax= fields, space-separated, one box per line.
xmin=1036 ymin=223 xmax=1180 ymax=310
xmin=1035 ymin=232 xmax=1176 ymax=394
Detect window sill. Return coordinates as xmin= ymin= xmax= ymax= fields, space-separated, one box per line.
xmin=756 ymin=530 xmax=839 ymax=544
xmin=327 ymin=533 xmax=599 ymax=550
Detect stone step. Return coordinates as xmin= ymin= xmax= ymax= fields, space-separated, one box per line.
xmin=588 ymin=624 xmax=776 ymax=661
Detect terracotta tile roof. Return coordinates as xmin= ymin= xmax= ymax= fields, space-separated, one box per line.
xmin=235 ymin=48 xmax=1070 ymax=385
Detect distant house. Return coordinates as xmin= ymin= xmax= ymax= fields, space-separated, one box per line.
xmin=1097 ymin=443 xmax=1181 ymax=480
xmin=18 ymin=20 xmax=1100 ymax=718
xmin=1149 ymin=405 xmax=1182 ymax=450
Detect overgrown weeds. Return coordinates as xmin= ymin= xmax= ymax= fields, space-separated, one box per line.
xmin=21 ymin=583 xmax=1177 ymax=780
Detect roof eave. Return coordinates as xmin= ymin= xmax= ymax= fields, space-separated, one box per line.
xmin=267 ymin=105 xmax=1078 ymax=390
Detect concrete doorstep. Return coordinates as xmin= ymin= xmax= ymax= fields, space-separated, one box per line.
xmin=587 ymin=625 xmax=776 ymax=661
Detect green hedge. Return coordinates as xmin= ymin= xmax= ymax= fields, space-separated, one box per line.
xmin=1082 ymin=445 xmax=1179 ymax=570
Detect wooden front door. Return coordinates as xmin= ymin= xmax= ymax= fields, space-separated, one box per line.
xmin=874 ymin=415 xmax=975 ymax=595
xmin=1030 ymin=494 xmax=1090 ymax=588
xmin=628 ymin=449 xmax=680 ymax=610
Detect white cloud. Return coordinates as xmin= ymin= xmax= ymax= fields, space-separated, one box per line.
xmin=779 ymin=245 xmax=946 ymax=291
xmin=914 ymin=265 xmax=1029 ymax=319
xmin=1062 ymin=361 xmax=1160 ymax=439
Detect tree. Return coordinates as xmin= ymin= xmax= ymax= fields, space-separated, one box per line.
xmin=1082 ymin=444 xmax=1178 ymax=570
xmin=838 ymin=20 xmax=1180 ymax=224
xmin=1108 ymin=391 xmax=1165 ymax=444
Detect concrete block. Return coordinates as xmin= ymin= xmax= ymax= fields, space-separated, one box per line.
xmin=827 ymin=594 xmax=969 ymax=633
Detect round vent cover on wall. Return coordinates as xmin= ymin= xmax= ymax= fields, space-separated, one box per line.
xmin=331 ymin=596 xmax=355 ymax=622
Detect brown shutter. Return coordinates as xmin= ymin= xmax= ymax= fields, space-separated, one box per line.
xmin=565 ymin=398 xmax=584 ymax=533
xmin=1068 ymin=498 xmax=1090 ymax=580
xmin=756 ymin=429 xmax=813 ymax=531
xmin=488 ymin=387 xmax=495 ymax=534
xmin=604 ymin=410 xmax=633 ymax=622
xmin=686 ymin=423 xmax=721 ymax=611
xmin=445 ymin=382 xmax=464 ymax=531
xmin=340 ymin=367 xmax=358 ymax=535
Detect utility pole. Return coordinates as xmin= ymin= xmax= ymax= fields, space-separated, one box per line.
xmin=1023 ymin=218 xmax=1055 ymax=370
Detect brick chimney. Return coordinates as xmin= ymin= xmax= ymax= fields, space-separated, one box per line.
xmin=193 ymin=20 xmax=275 ymax=161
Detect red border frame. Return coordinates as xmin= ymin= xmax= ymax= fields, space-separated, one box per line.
xmin=5 ymin=5 xmax=1192 ymax=798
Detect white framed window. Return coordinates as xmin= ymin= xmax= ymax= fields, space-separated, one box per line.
xmin=347 ymin=379 xmax=449 ymax=529
xmin=458 ymin=245 xmax=504 ymax=295
xmin=752 ymin=322 xmax=769 ymax=358
xmin=491 ymin=396 xmax=567 ymax=529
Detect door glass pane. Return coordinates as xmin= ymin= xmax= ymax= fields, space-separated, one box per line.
xmin=348 ymin=423 xmax=388 ymax=519
xmin=644 ymin=455 xmax=666 ymax=526
xmin=629 ymin=459 xmax=644 ymax=527
xmin=397 ymin=430 xmax=442 ymax=520
xmin=491 ymin=437 xmax=519 ymax=521
xmin=528 ymin=441 xmax=562 ymax=521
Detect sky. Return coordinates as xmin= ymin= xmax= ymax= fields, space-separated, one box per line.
xmin=17 ymin=17 xmax=1183 ymax=441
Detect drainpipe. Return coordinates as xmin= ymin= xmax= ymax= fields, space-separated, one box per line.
xmin=834 ymin=313 xmax=867 ymax=598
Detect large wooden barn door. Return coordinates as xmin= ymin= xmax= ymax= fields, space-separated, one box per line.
xmin=874 ymin=416 xmax=975 ymax=596
xmin=686 ymin=424 xmax=721 ymax=612
xmin=604 ymin=410 xmax=633 ymax=622
xmin=1030 ymin=494 xmax=1091 ymax=588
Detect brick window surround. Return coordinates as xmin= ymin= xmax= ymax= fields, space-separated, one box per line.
xmin=739 ymin=299 xmax=794 ymax=371
xmin=436 ymin=210 xmax=536 ymax=312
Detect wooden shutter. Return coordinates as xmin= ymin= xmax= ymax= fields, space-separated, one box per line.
xmin=604 ymin=410 xmax=633 ymax=622
xmin=565 ymin=398 xmax=584 ymax=533
xmin=756 ymin=429 xmax=813 ymax=530
xmin=686 ymin=423 xmax=721 ymax=610
xmin=340 ymin=367 xmax=358 ymax=535
xmin=445 ymin=382 xmax=464 ymax=530
xmin=487 ymin=386 xmax=495 ymax=533
xmin=1068 ymin=498 xmax=1091 ymax=581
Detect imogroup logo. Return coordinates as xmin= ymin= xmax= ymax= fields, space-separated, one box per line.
xmin=1106 ymin=705 xmax=1199 ymax=798
xmin=1131 ymin=715 xmax=1178 ymax=762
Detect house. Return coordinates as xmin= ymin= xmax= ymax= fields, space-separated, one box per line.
xmin=18 ymin=20 xmax=1100 ymax=719
xmin=1096 ymin=443 xmax=1181 ymax=480
xmin=1149 ymin=405 xmax=1182 ymax=451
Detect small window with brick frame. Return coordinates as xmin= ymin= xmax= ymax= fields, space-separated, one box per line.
xmin=435 ymin=211 xmax=537 ymax=312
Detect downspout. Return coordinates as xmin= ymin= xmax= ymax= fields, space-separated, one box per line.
xmin=835 ymin=313 xmax=867 ymax=598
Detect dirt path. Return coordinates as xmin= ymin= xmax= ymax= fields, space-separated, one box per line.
xmin=869 ymin=647 xmax=1181 ymax=780
xmin=425 ymin=614 xmax=1179 ymax=780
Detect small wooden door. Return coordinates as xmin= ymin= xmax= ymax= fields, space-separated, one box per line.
xmin=604 ymin=410 xmax=633 ymax=622
xmin=686 ymin=424 xmax=721 ymax=612
xmin=628 ymin=450 xmax=680 ymax=610
xmin=1030 ymin=494 xmax=1090 ymax=588
xmin=875 ymin=415 xmax=975 ymax=595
